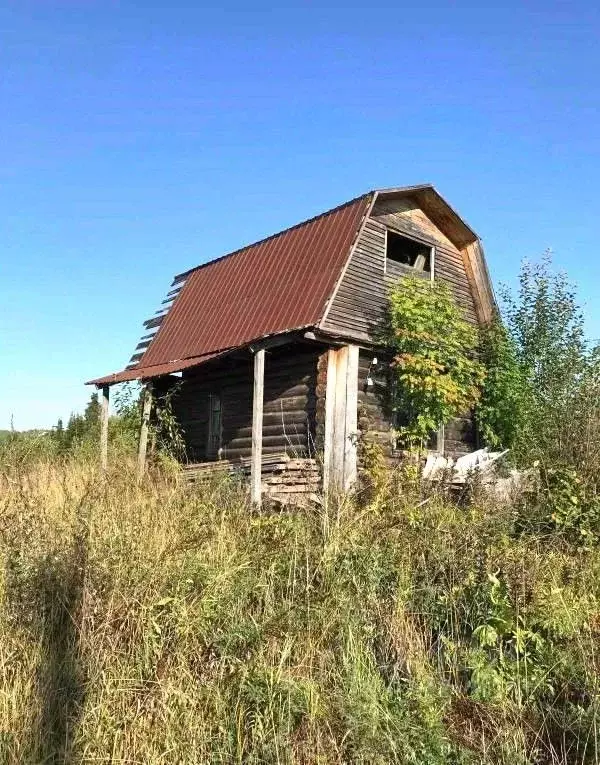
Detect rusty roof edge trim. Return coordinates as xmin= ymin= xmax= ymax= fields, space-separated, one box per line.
xmin=135 ymin=265 xmax=198 ymax=369
xmin=171 ymin=192 xmax=373 ymax=283
xmin=317 ymin=192 xmax=378 ymax=329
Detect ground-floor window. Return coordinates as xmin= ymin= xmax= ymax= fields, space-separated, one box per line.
xmin=207 ymin=393 xmax=222 ymax=458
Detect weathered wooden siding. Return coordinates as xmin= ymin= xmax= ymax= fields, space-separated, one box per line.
xmin=356 ymin=350 xmax=476 ymax=461
xmin=172 ymin=345 xmax=320 ymax=462
xmin=322 ymin=195 xmax=478 ymax=340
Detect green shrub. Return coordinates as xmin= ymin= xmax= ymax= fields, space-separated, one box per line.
xmin=381 ymin=277 xmax=485 ymax=450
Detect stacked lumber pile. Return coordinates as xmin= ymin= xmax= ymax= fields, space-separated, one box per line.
xmin=262 ymin=458 xmax=321 ymax=502
xmin=182 ymin=453 xmax=322 ymax=504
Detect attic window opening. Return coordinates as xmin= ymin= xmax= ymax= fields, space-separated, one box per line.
xmin=385 ymin=231 xmax=432 ymax=273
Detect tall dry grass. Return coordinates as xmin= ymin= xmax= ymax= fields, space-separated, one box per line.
xmin=1 ymin=450 xmax=599 ymax=763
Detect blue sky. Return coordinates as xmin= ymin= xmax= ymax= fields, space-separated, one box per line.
xmin=2 ymin=1 xmax=599 ymax=430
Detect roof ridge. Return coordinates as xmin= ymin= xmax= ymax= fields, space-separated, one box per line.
xmin=173 ymin=191 xmax=373 ymax=281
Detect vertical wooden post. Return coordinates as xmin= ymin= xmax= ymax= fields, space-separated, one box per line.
xmin=332 ymin=346 xmax=349 ymax=491
xmin=322 ymin=345 xmax=359 ymax=495
xmin=137 ymin=383 xmax=153 ymax=481
xmin=100 ymin=385 xmax=109 ymax=472
xmin=250 ymin=348 xmax=265 ymax=508
xmin=322 ymin=349 xmax=338 ymax=496
xmin=343 ymin=345 xmax=359 ymax=490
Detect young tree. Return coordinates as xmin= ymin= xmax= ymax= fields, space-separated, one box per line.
xmin=83 ymin=392 xmax=101 ymax=429
xmin=475 ymin=319 xmax=528 ymax=450
xmin=381 ymin=276 xmax=485 ymax=449
xmin=480 ymin=254 xmax=600 ymax=470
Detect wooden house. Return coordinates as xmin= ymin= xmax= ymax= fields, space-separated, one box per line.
xmin=88 ymin=185 xmax=495 ymax=503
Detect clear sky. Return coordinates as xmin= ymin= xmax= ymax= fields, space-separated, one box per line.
xmin=2 ymin=1 xmax=599 ymax=430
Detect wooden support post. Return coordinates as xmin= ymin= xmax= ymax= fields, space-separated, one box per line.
xmin=250 ymin=348 xmax=265 ymax=508
xmin=322 ymin=349 xmax=338 ymax=496
xmin=322 ymin=345 xmax=359 ymax=495
xmin=332 ymin=346 xmax=349 ymax=491
xmin=100 ymin=385 xmax=109 ymax=472
xmin=137 ymin=383 xmax=153 ymax=481
xmin=343 ymin=345 xmax=359 ymax=491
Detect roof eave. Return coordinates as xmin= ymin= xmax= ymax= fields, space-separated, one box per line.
xmin=373 ymin=185 xmax=479 ymax=247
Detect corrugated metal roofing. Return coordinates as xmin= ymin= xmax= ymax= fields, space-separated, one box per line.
xmin=86 ymin=194 xmax=371 ymax=385
xmin=139 ymin=194 xmax=370 ymax=368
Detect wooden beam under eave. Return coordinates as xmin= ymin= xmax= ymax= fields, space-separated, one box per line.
xmin=100 ymin=385 xmax=109 ymax=472
xmin=137 ymin=383 xmax=153 ymax=481
xmin=250 ymin=348 xmax=265 ymax=507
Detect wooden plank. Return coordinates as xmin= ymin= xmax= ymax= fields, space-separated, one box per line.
xmin=250 ymin=348 xmax=265 ymax=507
xmin=322 ymin=348 xmax=337 ymax=496
xmin=143 ymin=316 xmax=164 ymax=329
xmin=331 ymin=346 xmax=348 ymax=492
xmin=100 ymin=385 xmax=109 ymax=472
xmin=137 ymin=383 xmax=153 ymax=480
xmin=264 ymin=484 xmax=319 ymax=493
xmin=461 ymin=241 xmax=495 ymax=324
xmin=344 ymin=345 xmax=359 ymax=490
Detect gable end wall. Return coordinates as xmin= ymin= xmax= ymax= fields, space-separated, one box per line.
xmin=321 ymin=196 xmax=479 ymax=341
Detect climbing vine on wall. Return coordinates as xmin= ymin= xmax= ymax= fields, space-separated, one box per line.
xmin=381 ymin=276 xmax=485 ymax=449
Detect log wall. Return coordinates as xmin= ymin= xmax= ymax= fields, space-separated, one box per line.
xmin=172 ymin=344 xmax=320 ymax=462
xmin=357 ymin=349 xmax=476 ymax=461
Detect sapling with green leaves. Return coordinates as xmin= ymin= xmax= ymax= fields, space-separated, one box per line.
xmin=382 ymin=276 xmax=485 ymax=450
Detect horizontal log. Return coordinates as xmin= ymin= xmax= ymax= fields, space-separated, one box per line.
xmin=224 ymin=423 xmax=308 ymax=440
xmin=227 ymin=433 xmax=306 ymax=448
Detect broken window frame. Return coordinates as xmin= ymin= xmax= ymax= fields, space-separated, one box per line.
xmin=384 ymin=229 xmax=435 ymax=282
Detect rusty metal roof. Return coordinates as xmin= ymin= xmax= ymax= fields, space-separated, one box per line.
xmin=88 ymin=193 xmax=371 ymax=385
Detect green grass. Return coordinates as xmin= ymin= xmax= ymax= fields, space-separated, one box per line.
xmin=0 ymin=452 xmax=599 ymax=763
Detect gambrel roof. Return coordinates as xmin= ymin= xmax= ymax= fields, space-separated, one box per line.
xmin=88 ymin=185 xmax=494 ymax=386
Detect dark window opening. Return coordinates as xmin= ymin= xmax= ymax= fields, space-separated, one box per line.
xmin=206 ymin=393 xmax=222 ymax=458
xmin=386 ymin=231 xmax=431 ymax=272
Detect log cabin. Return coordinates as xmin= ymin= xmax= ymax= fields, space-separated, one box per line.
xmin=87 ymin=185 xmax=495 ymax=504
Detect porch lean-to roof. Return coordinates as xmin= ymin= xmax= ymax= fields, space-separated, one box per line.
xmin=87 ymin=185 xmax=489 ymax=387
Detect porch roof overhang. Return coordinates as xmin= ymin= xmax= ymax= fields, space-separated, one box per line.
xmin=86 ymin=349 xmax=231 ymax=387
xmin=86 ymin=326 xmax=330 ymax=388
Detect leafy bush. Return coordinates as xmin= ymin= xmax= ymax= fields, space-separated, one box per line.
xmin=476 ymin=319 xmax=528 ymax=450
xmin=381 ymin=277 xmax=485 ymax=450
xmin=517 ymin=466 xmax=600 ymax=548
